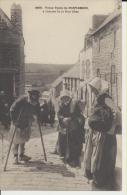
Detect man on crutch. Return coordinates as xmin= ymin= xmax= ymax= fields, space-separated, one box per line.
xmin=9 ymin=89 xmax=43 ymax=165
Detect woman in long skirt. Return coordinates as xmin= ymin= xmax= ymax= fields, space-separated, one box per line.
xmin=57 ymin=90 xmax=85 ymax=167
xmin=84 ymin=77 xmax=118 ymax=188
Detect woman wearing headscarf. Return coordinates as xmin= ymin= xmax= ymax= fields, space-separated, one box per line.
xmin=57 ymin=90 xmax=85 ymax=167
xmin=84 ymin=77 xmax=119 ymax=188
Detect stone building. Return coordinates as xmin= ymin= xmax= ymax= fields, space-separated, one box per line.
xmin=51 ymin=64 xmax=80 ymax=98
xmin=50 ymin=5 xmax=122 ymax=115
xmin=80 ymin=8 xmax=122 ymax=114
xmin=63 ymin=65 xmax=80 ymax=97
xmin=0 ymin=4 xmax=25 ymax=100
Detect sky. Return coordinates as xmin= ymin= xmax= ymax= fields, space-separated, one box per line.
xmin=0 ymin=0 xmax=116 ymax=64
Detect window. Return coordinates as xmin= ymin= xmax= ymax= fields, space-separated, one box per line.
xmin=111 ymin=65 xmax=116 ymax=84
xmin=0 ymin=18 xmax=8 ymax=30
xmin=94 ymin=37 xmax=98 ymax=43
xmin=81 ymin=87 xmax=83 ymax=100
xmin=114 ymin=31 xmax=116 ymax=48
xmin=96 ymin=68 xmax=100 ymax=77
xmin=85 ymin=38 xmax=92 ymax=49
xmin=75 ymin=79 xmax=77 ymax=90
xmin=86 ymin=59 xmax=91 ymax=79
xmin=98 ymin=38 xmax=100 ymax=52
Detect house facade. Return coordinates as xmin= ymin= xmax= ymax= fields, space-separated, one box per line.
xmin=50 ymin=6 xmax=122 ymax=116
xmin=80 ymin=8 xmax=122 ymax=115
xmin=0 ymin=4 xmax=25 ymax=100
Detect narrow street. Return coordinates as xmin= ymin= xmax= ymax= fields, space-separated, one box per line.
xmin=0 ymin=125 xmax=122 ymax=191
xmin=0 ymin=126 xmax=90 ymax=191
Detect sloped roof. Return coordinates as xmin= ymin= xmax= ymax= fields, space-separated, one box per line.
xmin=0 ymin=8 xmax=13 ymax=28
xmin=91 ymin=9 xmax=121 ymax=35
xmin=86 ymin=28 xmax=94 ymax=37
xmin=52 ymin=76 xmax=63 ymax=88
xmin=64 ymin=65 xmax=80 ymax=79
xmin=0 ymin=7 xmax=25 ymax=43
xmin=52 ymin=64 xmax=80 ymax=88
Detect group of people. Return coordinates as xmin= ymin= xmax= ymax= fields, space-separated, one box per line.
xmin=0 ymin=76 xmax=121 ymax=188
xmin=40 ymin=99 xmax=55 ymax=127
xmin=53 ymin=77 xmax=121 ymax=188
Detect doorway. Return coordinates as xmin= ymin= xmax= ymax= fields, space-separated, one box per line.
xmin=0 ymin=73 xmax=14 ymax=100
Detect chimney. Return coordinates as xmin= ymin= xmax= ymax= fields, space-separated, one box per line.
xmin=115 ymin=0 xmax=122 ymax=10
xmin=92 ymin=15 xmax=108 ymax=30
xmin=11 ymin=3 xmax=23 ymax=34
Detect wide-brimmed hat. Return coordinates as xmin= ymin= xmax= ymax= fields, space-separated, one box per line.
xmin=60 ymin=89 xmax=71 ymax=98
xmin=28 ymin=90 xmax=40 ymax=97
xmin=89 ymin=77 xmax=109 ymax=94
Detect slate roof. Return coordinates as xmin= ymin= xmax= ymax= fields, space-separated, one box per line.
xmin=91 ymin=9 xmax=121 ymax=35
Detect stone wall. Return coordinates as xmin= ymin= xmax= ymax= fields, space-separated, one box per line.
xmin=92 ymin=15 xmax=121 ymax=76
xmin=0 ymin=7 xmax=25 ymax=97
xmin=92 ymin=15 xmax=122 ymax=106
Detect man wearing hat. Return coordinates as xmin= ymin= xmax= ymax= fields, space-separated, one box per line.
xmin=10 ymin=90 xmax=41 ymax=164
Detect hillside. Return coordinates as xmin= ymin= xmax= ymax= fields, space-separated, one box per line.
xmin=25 ymin=63 xmax=73 ymax=73
xmin=25 ymin=63 xmax=74 ymax=92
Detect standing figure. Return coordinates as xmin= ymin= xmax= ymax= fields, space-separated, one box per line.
xmin=48 ymin=99 xmax=55 ymax=127
xmin=0 ymin=91 xmax=11 ymax=129
xmin=84 ymin=77 xmax=118 ymax=189
xmin=40 ymin=100 xmax=49 ymax=126
xmin=10 ymin=90 xmax=41 ymax=164
xmin=57 ymin=90 xmax=85 ymax=167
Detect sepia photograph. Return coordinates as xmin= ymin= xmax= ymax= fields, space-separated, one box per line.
xmin=0 ymin=0 xmax=122 ymax=191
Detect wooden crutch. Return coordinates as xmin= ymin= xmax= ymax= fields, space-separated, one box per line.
xmin=0 ymin=132 xmax=4 ymax=164
xmin=37 ymin=121 xmax=47 ymax=161
xmin=3 ymin=109 xmax=23 ymax=171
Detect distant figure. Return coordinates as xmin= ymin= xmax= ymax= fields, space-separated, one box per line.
xmin=0 ymin=91 xmax=11 ymax=129
xmin=10 ymin=90 xmax=41 ymax=164
xmin=48 ymin=99 xmax=55 ymax=127
xmin=40 ymin=100 xmax=49 ymax=126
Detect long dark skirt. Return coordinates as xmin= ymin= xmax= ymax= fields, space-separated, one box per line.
xmin=84 ymin=129 xmax=117 ymax=187
xmin=57 ymin=132 xmax=67 ymax=157
xmin=57 ymin=130 xmax=83 ymax=166
xmin=49 ymin=113 xmax=55 ymax=125
xmin=66 ymin=130 xmax=83 ymax=166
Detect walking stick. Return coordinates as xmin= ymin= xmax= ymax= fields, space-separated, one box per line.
xmin=3 ymin=109 xmax=23 ymax=171
xmin=0 ymin=132 xmax=4 ymax=164
xmin=66 ymin=127 xmax=69 ymax=161
xmin=3 ymin=125 xmax=17 ymax=171
xmin=37 ymin=121 xmax=47 ymax=161
xmin=1 ymin=133 xmax=4 ymax=164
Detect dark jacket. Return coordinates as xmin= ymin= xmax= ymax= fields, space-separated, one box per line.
xmin=10 ymin=95 xmax=41 ymax=129
xmin=58 ymin=99 xmax=85 ymax=136
xmin=88 ymin=93 xmax=114 ymax=132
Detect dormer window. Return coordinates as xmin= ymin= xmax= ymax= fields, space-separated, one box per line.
xmin=0 ymin=18 xmax=8 ymax=30
xmin=87 ymin=38 xmax=92 ymax=48
xmin=85 ymin=37 xmax=92 ymax=49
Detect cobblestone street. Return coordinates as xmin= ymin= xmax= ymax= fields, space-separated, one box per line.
xmin=0 ymin=125 xmax=122 ymax=191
